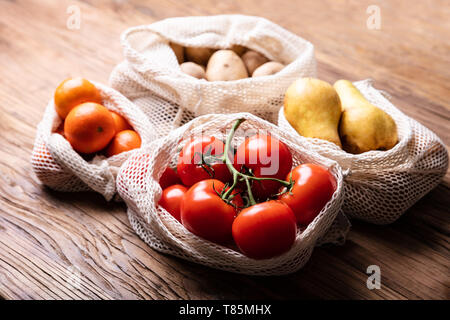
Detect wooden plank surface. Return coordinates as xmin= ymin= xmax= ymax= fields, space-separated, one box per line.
xmin=0 ymin=0 xmax=449 ymax=300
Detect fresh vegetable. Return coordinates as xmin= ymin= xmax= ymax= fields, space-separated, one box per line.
xmin=279 ymin=163 xmax=336 ymax=225
xmin=232 ymin=200 xmax=297 ymax=259
xmin=234 ymin=133 xmax=293 ymax=201
xmin=180 ymin=62 xmax=206 ymax=79
xmin=206 ymin=50 xmax=248 ymax=81
xmin=185 ymin=47 xmax=215 ymax=66
xmin=159 ymin=167 xmax=181 ymax=189
xmin=159 ymin=184 xmax=188 ymax=222
xmin=177 ymin=136 xmax=232 ymax=187
xmin=180 ymin=179 xmax=243 ymax=244
xmin=252 ymin=61 xmax=285 ymax=77
xmin=241 ymin=50 xmax=269 ymax=75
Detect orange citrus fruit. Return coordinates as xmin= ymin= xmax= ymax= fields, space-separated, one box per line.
xmin=54 ymin=78 xmax=102 ymax=119
xmin=106 ymin=130 xmax=141 ymax=157
xmin=110 ymin=111 xmax=132 ymax=132
xmin=64 ymin=102 xmax=115 ymax=154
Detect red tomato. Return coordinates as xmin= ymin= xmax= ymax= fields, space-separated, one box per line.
xmin=180 ymin=179 xmax=243 ymax=244
xmin=177 ymin=136 xmax=232 ymax=187
xmin=279 ymin=164 xmax=336 ymax=226
xmin=159 ymin=167 xmax=182 ymax=189
xmin=158 ymin=184 xmax=188 ymax=222
xmin=232 ymin=200 xmax=297 ymax=259
xmin=235 ymin=134 xmax=293 ymax=200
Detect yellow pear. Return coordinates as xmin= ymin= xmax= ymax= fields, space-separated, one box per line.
xmin=284 ymin=78 xmax=342 ymax=147
xmin=334 ymin=80 xmax=398 ymax=154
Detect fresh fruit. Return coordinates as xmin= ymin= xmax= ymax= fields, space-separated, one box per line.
xmin=180 ymin=62 xmax=206 ymax=79
xmin=54 ymin=78 xmax=102 ymax=119
xmin=206 ymin=50 xmax=248 ymax=81
xmin=279 ymin=164 xmax=336 ymax=226
xmin=235 ymin=134 xmax=293 ymax=200
xmin=252 ymin=61 xmax=284 ymax=77
xmin=241 ymin=50 xmax=269 ymax=75
xmin=169 ymin=42 xmax=184 ymax=64
xmin=232 ymin=200 xmax=297 ymax=259
xmin=159 ymin=167 xmax=182 ymax=189
xmin=334 ymin=80 xmax=398 ymax=154
xmin=110 ymin=111 xmax=132 ymax=133
xmin=180 ymin=179 xmax=243 ymax=244
xmin=64 ymin=102 xmax=116 ymax=154
xmin=159 ymin=184 xmax=188 ymax=222
xmin=177 ymin=136 xmax=232 ymax=187
xmin=284 ymin=78 xmax=342 ymax=148
xmin=106 ymin=130 xmax=141 ymax=157
xmin=185 ymin=47 xmax=215 ymax=65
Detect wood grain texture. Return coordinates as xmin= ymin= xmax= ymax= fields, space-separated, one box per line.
xmin=0 ymin=0 xmax=448 ymax=300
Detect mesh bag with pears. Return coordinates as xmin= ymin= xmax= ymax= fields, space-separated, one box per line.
xmin=116 ymin=112 xmax=345 ymax=275
xmin=108 ymin=14 xmax=317 ymax=137
xmin=278 ymin=78 xmax=448 ymax=224
xmin=31 ymin=79 xmax=156 ymax=201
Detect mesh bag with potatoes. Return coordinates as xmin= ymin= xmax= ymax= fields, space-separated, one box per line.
xmin=278 ymin=79 xmax=449 ymax=224
xmin=116 ymin=113 xmax=345 ymax=275
xmin=31 ymin=81 xmax=157 ymax=201
xmin=109 ymin=14 xmax=317 ymax=138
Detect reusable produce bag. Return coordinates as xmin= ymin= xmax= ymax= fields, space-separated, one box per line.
xmin=278 ymin=79 xmax=449 ymax=224
xmin=31 ymin=82 xmax=156 ymax=201
xmin=109 ymin=14 xmax=316 ymax=137
xmin=116 ymin=113 xmax=345 ymax=275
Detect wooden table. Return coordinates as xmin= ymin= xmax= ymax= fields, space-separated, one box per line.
xmin=0 ymin=0 xmax=448 ymax=300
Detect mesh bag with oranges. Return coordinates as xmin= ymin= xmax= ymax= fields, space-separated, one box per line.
xmin=31 ymin=79 xmax=156 ymax=201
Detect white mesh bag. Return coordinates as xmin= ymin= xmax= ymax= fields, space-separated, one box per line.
xmin=278 ymin=79 xmax=449 ymax=224
xmin=116 ymin=112 xmax=345 ymax=275
xmin=109 ymin=14 xmax=316 ymax=138
xmin=31 ymin=82 xmax=157 ymax=201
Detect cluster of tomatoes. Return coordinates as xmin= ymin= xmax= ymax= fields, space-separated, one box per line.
xmin=53 ymin=78 xmax=141 ymax=157
xmin=158 ymin=119 xmax=336 ymax=260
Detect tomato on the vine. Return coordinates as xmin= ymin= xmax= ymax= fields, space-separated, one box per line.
xmin=279 ymin=164 xmax=336 ymax=226
xmin=235 ymin=134 xmax=293 ymax=200
xmin=180 ymin=179 xmax=243 ymax=244
xmin=159 ymin=167 xmax=182 ymax=189
xmin=232 ymin=200 xmax=297 ymax=259
xmin=159 ymin=184 xmax=187 ymax=222
xmin=177 ymin=136 xmax=232 ymax=187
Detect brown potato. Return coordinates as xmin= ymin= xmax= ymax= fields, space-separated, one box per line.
xmin=252 ymin=61 xmax=285 ymax=77
xmin=241 ymin=50 xmax=269 ymax=75
xmin=206 ymin=50 xmax=248 ymax=81
xmin=169 ymin=42 xmax=184 ymax=64
xmin=230 ymin=44 xmax=247 ymax=56
xmin=185 ymin=47 xmax=215 ymax=65
xmin=180 ymin=62 xmax=206 ymax=79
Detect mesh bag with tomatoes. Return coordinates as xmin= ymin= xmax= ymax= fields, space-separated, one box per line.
xmin=116 ymin=113 xmax=345 ymax=275
xmin=108 ymin=14 xmax=316 ymax=137
xmin=31 ymin=81 xmax=157 ymax=201
xmin=278 ymin=79 xmax=449 ymax=224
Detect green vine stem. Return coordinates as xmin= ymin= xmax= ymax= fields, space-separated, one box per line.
xmin=221 ymin=118 xmax=293 ymax=206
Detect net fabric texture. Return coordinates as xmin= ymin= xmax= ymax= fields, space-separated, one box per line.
xmin=116 ymin=112 xmax=345 ymax=275
xmin=109 ymin=14 xmax=317 ymax=138
xmin=31 ymin=82 xmax=157 ymax=201
xmin=278 ymin=79 xmax=449 ymax=224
